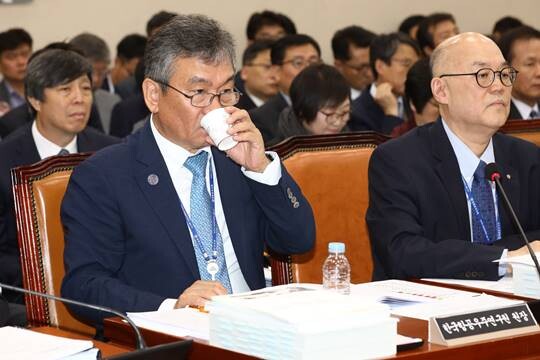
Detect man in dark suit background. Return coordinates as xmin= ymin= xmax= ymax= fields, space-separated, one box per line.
xmin=249 ymin=34 xmax=320 ymax=144
xmin=349 ymin=33 xmax=420 ymax=134
xmin=332 ymin=25 xmax=376 ymax=102
xmin=367 ymin=32 xmax=540 ymax=282
xmin=236 ymin=41 xmax=278 ymax=111
xmin=0 ymin=47 xmax=118 ymax=326
xmin=61 ymin=15 xmax=315 ymax=326
xmin=0 ymin=28 xmax=32 ymax=117
xmin=498 ymin=26 xmax=540 ymax=120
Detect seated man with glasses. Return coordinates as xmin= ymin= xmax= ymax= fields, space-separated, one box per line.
xmin=269 ymin=64 xmax=351 ymax=146
xmin=61 ymin=15 xmax=315 ymax=327
xmin=367 ymin=32 xmax=540 ymax=281
xmin=249 ymin=34 xmax=321 ymax=144
xmin=348 ymin=32 xmax=420 ymax=135
xmin=236 ymin=40 xmax=278 ymax=111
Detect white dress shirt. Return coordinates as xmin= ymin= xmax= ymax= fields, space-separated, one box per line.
xmin=150 ymin=116 xmax=281 ymax=310
xmin=32 ymin=121 xmax=78 ymax=159
xmin=350 ymin=88 xmax=362 ymax=101
xmin=442 ymin=119 xmax=507 ymax=276
xmin=244 ymin=89 xmax=265 ymax=108
xmin=512 ymin=97 xmax=539 ymax=119
xmin=369 ymin=83 xmax=404 ymax=118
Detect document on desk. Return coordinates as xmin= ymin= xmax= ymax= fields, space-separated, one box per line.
xmin=421 ymin=276 xmax=514 ymax=294
xmin=0 ymin=326 xmax=97 ymax=360
xmin=127 ymin=307 xmax=210 ymax=340
xmin=498 ymin=254 xmax=540 ymax=298
xmin=351 ymin=280 xmax=522 ymax=320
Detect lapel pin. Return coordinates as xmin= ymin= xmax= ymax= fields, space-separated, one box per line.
xmin=506 ymin=174 xmax=511 ymax=180
xmin=147 ymin=174 xmax=159 ymax=186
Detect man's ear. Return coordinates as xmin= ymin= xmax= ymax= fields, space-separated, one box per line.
xmin=334 ymin=59 xmax=344 ymax=72
xmin=240 ymin=66 xmax=248 ymax=81
xmin=431 ymin=77 xmax=448 ymax=105
xmin=142 ymin=78 xmax=161 ymax=113
xmin=27 ymin=97 xmax=41 ymax=113
xmin=374 ymin=59 xmax=386 ymax=79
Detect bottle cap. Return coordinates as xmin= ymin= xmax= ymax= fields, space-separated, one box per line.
xmin=328 ymin=242 xmax=345 ymax=253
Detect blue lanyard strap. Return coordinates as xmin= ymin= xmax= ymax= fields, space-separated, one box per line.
xmin=179 ymin=157 xmax=218 ymax=262
xmin=462 ymin=176 xmax=501 ymax=243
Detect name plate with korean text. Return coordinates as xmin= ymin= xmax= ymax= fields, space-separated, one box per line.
xmin=429 ymin=303 xmax=539 ymax=346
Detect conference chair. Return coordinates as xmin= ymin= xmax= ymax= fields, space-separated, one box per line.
xmin=500 ymin=119 xmax=540 ymax=146
xmin=12 ymin=153 xmax=93 ymax=335
xmin=268 ymin=132 xmax=389 ymax=285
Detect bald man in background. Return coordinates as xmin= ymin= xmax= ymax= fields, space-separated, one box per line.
xmin=367 ymin=32 xmax=540 ymax=281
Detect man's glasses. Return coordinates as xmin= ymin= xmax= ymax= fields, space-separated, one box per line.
xmin=281 ymin=57 xmax=321 ymax=70
xmin=343 ymin=62 xmax=371 ymax=73
xmin=244 ymin=63 xmax=273 ymax=71
xmin=154 ymin=80 xmax=242 ymax=107
xmin=439 ymin=67 xmax=518 ymax=88
xmin=319 ymin=109 xmax=350 ymax=126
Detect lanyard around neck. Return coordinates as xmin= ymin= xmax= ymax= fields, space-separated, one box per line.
xmin=462 ymin=176 xmax=501 ymax=243
xmin=179 ymin=156 xmax=218 ymax=262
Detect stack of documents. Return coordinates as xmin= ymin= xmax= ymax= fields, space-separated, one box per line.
xmin=502 ymin=254 xmax=540 ymax=298
xmin=206 ymin=284 xmax=397 ymax=360
xmin=351 ymin=280 xmax=522 ymax=320
xmin=0 ymin=326 xmax=97 ymax=360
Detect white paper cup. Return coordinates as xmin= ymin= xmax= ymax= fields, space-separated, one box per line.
xmin=200 ymin=108 xmax=238 ymax=151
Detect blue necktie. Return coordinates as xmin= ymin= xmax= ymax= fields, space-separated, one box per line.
xmin=184 ymin=152 xmax=232 ymax=293
xmin=471 ymin=161 xmax=497 ymax=244
xmin=529 ymin=110 xmax=538 ymax=119
xmin=58 ymin=148 xmax=69 ymax=155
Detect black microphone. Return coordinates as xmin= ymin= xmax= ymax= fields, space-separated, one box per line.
xmin=0 ymin=282 xmax=146 ymax=349
xmin=485 ymin=162 xmax=540 ymax=278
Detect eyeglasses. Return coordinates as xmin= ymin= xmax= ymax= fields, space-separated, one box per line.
xmin=319 ymin=109 xmax=350 ymax=126
xmin=439 ymin=67 xmax=518 ymax=88
xmin=281 ymin=57 xmax=321 ymax=70
xmin=391 ymin=58 xmax=415 ymax=68
xmin=245 ymin=63 xmax=273 ymax=71
xmin=154 ymin=80 xmax=242 ymax=107
xmin=343 ymin=62 xmax=371 ymax=72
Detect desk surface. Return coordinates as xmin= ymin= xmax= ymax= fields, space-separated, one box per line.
xmin=103 ymin=313 xmax=540 ymax=360
xmin=32 ymin=326 xmax=131 ymax=358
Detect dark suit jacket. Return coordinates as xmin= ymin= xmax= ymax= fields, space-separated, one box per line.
xmin=0 ymin=124 xmax=119 ymax=303
xmin=249 ymin=93 xmax=289 ymax=145
xmin=507 ymin=100 xmax=540 ymax=120
xmin=367 ymin=119 xmax=540 ymax=281
xmin=236 ymin=93 xmax=257 ymax=111
xmin=109 ymin=94 xmax=149 ymax=138
xmin=0 ymin=103 xmax=104 ymax=139
xmin=61 ymin=121 xmax=315 ymax=323
xmin=349 ymin=88 xmax=404 ymax=134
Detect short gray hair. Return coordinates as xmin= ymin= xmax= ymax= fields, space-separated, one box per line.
xmin=144 ymin=14 xmax=235 ymax=90
xmin=69 ymin=32 xmax=111 ymax=64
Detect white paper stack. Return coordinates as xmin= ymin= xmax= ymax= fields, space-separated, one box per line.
xmin=206 ymin=284 xmax=397 ymax=360
xmin=499 ymin=253 xmax=540 ymax=299
xmin=0 ymin=326 xmax=97 ymax=360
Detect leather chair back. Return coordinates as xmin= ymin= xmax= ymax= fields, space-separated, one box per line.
xmin=12 ymin=153 xmax=93 ymax=335
xmin=500 ymin=119 xmax=540 ymax=146
xmin=268 ymin=132 xmax=389 ymax=285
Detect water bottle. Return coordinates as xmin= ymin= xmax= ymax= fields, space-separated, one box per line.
xmin=322 ymin=242 xmax=351 ymax=295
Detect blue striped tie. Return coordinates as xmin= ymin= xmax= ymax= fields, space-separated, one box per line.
xmin=471 ymin=161 xmax=497 ymax=244
xmin=184 ymin=152 xmax=232 ymax=293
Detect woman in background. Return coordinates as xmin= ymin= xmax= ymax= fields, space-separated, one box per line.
xmin=270 ymin=64 xmax=351 ymax=146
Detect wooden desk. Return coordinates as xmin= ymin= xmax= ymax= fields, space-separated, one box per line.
xmin=104 ymin=313 xmax=540 ymax=360
xmin=32 ymin=326 xmax=131 ymax=358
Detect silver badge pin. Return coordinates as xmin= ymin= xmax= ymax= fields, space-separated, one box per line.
xmin=147 ymin=174 xmax=159 ymax=186
xmin=506 ymin=174 xmax=511 ymax=180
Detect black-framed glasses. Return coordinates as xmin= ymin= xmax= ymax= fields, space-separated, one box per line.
xmin=244 ymin=63 xmax=273 ymax=71
xmin=319 ymin=109 xmax=351 ymax=125
xmin=343 ymin=62 xmax=371 ymax=73
xmin=154 ymin=80 xmax=242 ymax=107
xmin=281 ymin=57 xmax=321 ymax=70
xmin=439 ymin=67 xmax=518 ymax=88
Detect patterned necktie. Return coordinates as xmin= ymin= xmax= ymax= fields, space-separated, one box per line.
xmin=471 ymin=160 xmax=497 ymax=244
xmin=529 ymin=110 xmax=538 ymax=119
xmin=58 ymin=148 xmax=69 ymax=155
xmin=184 ymin=151 xmax=232 ymax=293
